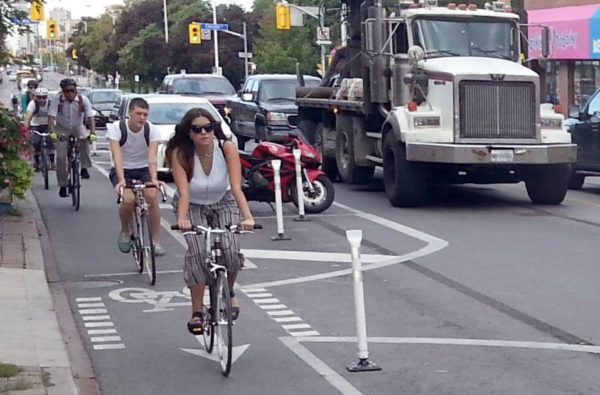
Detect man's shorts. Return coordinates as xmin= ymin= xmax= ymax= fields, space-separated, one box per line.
xmin=109 ymin=167 xmax=152 ymax=187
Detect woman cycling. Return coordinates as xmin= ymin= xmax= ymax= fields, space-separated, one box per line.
xmin=23 ymin=87 xmax=55 ymax=171
xmin=166 ymin=107 xmax=255 ymax=334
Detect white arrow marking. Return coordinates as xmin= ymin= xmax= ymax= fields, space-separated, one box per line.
xmin=180 ymin=337 xmax=250 ymax=364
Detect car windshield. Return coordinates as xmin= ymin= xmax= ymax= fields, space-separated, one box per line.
xmin=148 ymin=102 xmax=221 ymax=125
xmin=259 ymin=79 xmax=320 ymax=102
xmin=172 ymin=78 xmax=235 ymax=95
xmin=91 ymin=91 xmax=121 ymax=104
xmin=413 ymin=17 xmax=518 ymax=61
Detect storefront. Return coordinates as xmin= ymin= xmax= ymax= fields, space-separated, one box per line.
xmin=527 ymin=3 xmax=600 ymax=113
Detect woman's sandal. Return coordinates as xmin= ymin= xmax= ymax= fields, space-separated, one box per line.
xmin=230 ymin=297 xmax=240 ymax=321
xmin=187 ymin=311 xmax=204 ymax=335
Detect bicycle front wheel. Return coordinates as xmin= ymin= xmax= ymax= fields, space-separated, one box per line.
xmin=131 ymin=214 xmax=143 ymax=273
xmin=140 ymin=211 xmax=156 ymax=285
xmin=41 ymin=149 xmax=49 ymax=190
xmin=71 ymin=159 xmax=80 ymax=210
xmin=202 ymin=287 xmax=215 ymax=354
xmin=215 ymin=271 xmax=232 ymax=376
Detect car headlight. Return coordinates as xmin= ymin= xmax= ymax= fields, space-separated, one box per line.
xmin=267 ymin=112 xmax=288 ymax=125
xmin=413 ymin=116 xmax=441 ymax=128
xmin=541 ymin=118 xmax=562 ymax=129
xmin=92 ymin=109 xmax=99 ymax=117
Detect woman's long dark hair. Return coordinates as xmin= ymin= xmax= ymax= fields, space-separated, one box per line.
xmin=166 ymin=107 xmax=228 ymax=181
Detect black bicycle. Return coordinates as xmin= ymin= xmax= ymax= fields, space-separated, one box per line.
xmin=171 ymin=222 xmax=261 ymax=376
xmin=119 ymin=181 xmax=166 ymax=285
xmin=32 ymin=129 xmax=52 ymax=190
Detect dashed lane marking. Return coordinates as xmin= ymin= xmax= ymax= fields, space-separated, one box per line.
xmin=75 ymin=297 xmax=124 ymax=350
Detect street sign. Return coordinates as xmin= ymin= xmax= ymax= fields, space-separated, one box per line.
xmin=316 ymin=27 xmax=330 ymax=41
xmin=11 ymin=16 xmax=32 ymax=26
xmin=201 ymin=29 xmax=211 ymax=40
xmin=316 ymin=40 xmax=332 ymax=46
xmin=238 ymin=52 xmax=253 ymax=59
xmin=201 ymin=23 xmax=228 ymax=31
xmin=134 ymin=75 xmax=140 ymax=83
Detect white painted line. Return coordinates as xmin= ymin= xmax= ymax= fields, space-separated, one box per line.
xmin=90 ymin=336 xmax=122 ymax=343
xmin=295 ymin=336 xmax=600 ymax=354
xmin=253 ymin=298 xmax=280 ymax=304
xmin=241 ymin=249 xmax=389 ymax=263
xmin=280 ymin=337 xmax=362 ymax=395
xmin=246 ymin=293 xmax=273 ymax=298
xmin=282 ymin=323 xmax=312 ymax=330
xmin=84 ymin=322 xmax=114 ymax=328
xmin=77 ymin=303 xmax=105 ymax=308
xmin=244 ymin=260 xmax=258 ymax=270
xmin=159 ymin=203 xmax=172 ymax=210
xmin=267 ymin=310 xmax=295 ymax=316
xmin=87 ymin=329 xmax=118 ymax=335
xmin=92 ymin=162 xmax=110 ymax=177
xmin=93 ymin=344 xmax=126 ymax=350
xmin=91 ymin=160 xmax=112 ymax=165
xmin=290 ymin=330 xmax=320 ymax=337
xmin=259 ymin=304 xmax=288 ymax=310
xmin=243 ymin=288 xmax=268 ymax=294
xmin=273 ymin=316 xmax=302 ymax=323
xmin=76 ymin=297 xmax=102 ymax=302
xmin=85 ymin=269 xmax=183 ymax=278
xmin=78 ymin=309 xmax=108 ymax=315
xmin=82 ymin=315 xmax=111 ymax=321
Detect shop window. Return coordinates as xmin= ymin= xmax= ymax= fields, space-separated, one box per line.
xmin=575 ymin=61 xmax=600 ymax=107
xmin=544 ymin=61 xmax=559 ymax=104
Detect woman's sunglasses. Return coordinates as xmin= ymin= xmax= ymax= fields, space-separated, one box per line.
xmin=190 ymin=123 xmax=217 ymax=134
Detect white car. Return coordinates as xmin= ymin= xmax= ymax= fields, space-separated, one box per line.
xmin=121 ymin=95 xmax=237 ymax=174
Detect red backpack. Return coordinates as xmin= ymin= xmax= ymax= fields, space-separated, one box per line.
xmin=57 ymin=93 xmax=85 ymax=114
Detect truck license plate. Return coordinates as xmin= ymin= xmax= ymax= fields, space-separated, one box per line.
xmin=491 ymin=150 xmax=514 ymax=162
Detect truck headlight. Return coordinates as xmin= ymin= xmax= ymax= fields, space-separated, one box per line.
xmin=541 ymin=118 xmax=562 ymax=129
xmin=413 ymin=116 xmax=441 ymax=128
xmin=267 ymin=112 xmax=288 ymax=125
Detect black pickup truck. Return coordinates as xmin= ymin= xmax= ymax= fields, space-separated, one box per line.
xmin=226 ymin=74 xmax=321 ymax=149
xmin=567 ymin=90 xmax=600 ymax=189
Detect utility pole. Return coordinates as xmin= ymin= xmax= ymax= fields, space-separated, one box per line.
xmin=243 ymin=22 xmax=248 ymax=80
xmin=212 ymin=0 xmax=221 ymax=75
xmin=163 ymin=0 xmax=169 ymax=43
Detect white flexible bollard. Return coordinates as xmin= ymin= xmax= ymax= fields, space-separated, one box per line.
xmin=91 ymin=139 xmax=98 ymax=156
xmin=346 ymin=229 xmax=381 ymax=372
xmin=271 ymin=159 xmax=290 ymax=241
xmin=292 ymin=148 xmax=309 ymax=222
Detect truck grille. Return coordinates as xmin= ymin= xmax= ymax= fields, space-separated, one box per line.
xmin=459 ymin=81 xmax=537 ymax=140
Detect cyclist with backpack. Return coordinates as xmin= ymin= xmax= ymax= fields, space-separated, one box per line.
xmin=23 ymin=87 xmax=55 ymax=171
xmin=48 ymin=78 xmax=95 ymax=198
xmin=107 ymin=97 xmax=166 ymax=256
xmin=21 ymin=79 xmax=38 ymax=115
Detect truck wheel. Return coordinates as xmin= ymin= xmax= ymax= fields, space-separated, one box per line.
xmin=568 ymin=173 xmax=585 ymax=190
xmin=382 ymin=133 xmax=428 ymax=207
xmin=524 ymin=164 xmax=570 ymax=205
xmin=335 ymin=129 xmax=374 ymax=184
xmin=315 ymin=123 xmax=339 ymax=181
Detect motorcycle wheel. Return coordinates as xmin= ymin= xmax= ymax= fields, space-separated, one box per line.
xmin=290 ymin=175 xmax=335 ymax=214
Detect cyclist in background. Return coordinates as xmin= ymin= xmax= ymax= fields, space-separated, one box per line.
xmin=108 ymin=97 xmax=166 ymax=256
xmin=21 ymin=79 xmax=38 ymax=115
xmin=48 ymin=78 xmax=95 ymax=198
xmin=166 ymin=107 xmax=255 ymax=333
xmin=23 ymin=87 xmax=55 ymax=171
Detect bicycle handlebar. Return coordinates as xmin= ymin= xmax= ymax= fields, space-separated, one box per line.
xmin=117 ymin=182 xmax=167 ymax=204
xmin=31 ymin=130 xmax=50 ymax=137
xmin=170 ymin=223 xmax=262 ymax=233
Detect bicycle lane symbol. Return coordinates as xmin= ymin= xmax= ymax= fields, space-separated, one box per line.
xmin=108 ymin=287 xmax=192 ymax=313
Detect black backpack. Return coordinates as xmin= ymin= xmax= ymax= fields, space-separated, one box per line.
xmin=119 ymin=119 xmax=150 ymax=146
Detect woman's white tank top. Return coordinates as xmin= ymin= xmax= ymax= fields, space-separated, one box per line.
xmin=188 ymin=139 xmax=230 ymax=205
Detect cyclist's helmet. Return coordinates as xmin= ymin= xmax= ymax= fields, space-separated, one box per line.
xmin=27 ymin=80 xmax=38 ymax=88
xmin=35 ymin=87 xmax=48 ymax=97
xmin=59 ymin=78 xmax=77 ymax=89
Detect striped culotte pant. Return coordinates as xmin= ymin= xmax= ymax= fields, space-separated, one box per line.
xmin=177 ymin=192 xmax=245 ymax=287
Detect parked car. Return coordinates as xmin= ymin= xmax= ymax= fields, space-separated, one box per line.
xmin=77 ymin=86 xmax=92 ymax=97
xmin=88 ymin=89 xmax=122 ymax=128
xmin=226 ymin=74 xmax=321 ymax=149
xmin=567 ymin=91 xmax=600 ymax=189
xmin=158 ymin=73 xmax=236 ymax=116
xmin=108 ymin=94 xmax=236 ymax=175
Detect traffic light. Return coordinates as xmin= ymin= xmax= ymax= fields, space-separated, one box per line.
xmin=275 ymin=4 xmax=291 ymax=30
xmin=188 ymin=23 xmax=201 ymax=44
xmin=30 ymin=2 xmax=44 ymax=22
xmin=47 ymin=20 xmax=58 ymax=40
xmin=72 ymin=49 xmax=78 ymax=60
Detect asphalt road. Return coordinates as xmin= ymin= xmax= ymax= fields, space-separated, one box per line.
xmin=4 ymin=78 xmax=600 ymax=394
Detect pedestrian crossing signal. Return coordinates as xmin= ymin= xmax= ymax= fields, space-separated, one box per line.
xmin=189 ymin=23 xmax=201 ymax=44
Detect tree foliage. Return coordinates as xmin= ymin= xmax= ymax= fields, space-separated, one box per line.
xmin=0 ymin=1 xmax=43 ymax=65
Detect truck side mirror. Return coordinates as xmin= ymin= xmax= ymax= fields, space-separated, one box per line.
xmin=568 ymin=105 xmax=580 ymax=119
xmin=407 ymin=46 xmax=425 ymax=67
xmin=242 ymin=93 xmax=254 ymax=102
xmin=541 ymin=27 xmax=550 ymax=59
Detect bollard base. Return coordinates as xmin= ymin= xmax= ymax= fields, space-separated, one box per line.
xmin=347 ymin=358 xmax=382 ymax=372
xmin=293 ymin=215 xmax=311 ymax=222
xmin=271 ymin=233 xmax=291 ymax=241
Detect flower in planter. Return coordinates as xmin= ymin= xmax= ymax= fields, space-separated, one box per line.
xmin=0 ymin=108 xmax=34 ymax=201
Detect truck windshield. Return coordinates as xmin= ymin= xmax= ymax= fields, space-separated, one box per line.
xmin=413 ymin=17 xmax=518 ymax=61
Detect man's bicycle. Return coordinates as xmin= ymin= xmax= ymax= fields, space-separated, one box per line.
xmin=170 ymin=222 xmax=261 ymax=377
xmin=119 ymin=181 xmax=166 ymax=285
xmin=32 ymin=129 xmax=52 ymax=190
xmin=53 ymin=134 xmax=89 ymax=211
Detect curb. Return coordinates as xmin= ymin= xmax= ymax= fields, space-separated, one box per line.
xmin=28 ymin=189 xmax=102 ymax=395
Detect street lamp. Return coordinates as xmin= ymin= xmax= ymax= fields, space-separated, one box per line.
xmin=163 ymin=0 xmax=169 ymax=43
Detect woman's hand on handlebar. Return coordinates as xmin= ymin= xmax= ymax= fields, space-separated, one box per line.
xmin=240 ymin=217 xmax=255 ymax=231
xmin=177 ymin=218 xmax=192 ymax=232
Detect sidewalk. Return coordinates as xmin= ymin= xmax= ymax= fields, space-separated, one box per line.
xmin=0 ymin=191 xmax=78 ymax=395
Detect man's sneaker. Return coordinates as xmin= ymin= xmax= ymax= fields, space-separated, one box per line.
xmin=154 ymin=243 xmax=166 ymax=256
xmin=59 ymin=187 xmax=68 ymax=198
xmin=117 ymin=232 xmax=132 ymax=253
xmin=81 ymin=168 xmax=90 ymax=179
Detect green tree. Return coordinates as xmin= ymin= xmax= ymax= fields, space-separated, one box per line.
xmin=0 ymin=1 xmax=44 ymax=65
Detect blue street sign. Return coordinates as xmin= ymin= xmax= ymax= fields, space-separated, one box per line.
xmin=11 ymin=16 xmax=32 ymax=26
xmin=200 ymin=23 xmax=229 ymax=31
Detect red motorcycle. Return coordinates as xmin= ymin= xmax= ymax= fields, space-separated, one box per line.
xmin=239 ymin=135 xmax=335 ymax=214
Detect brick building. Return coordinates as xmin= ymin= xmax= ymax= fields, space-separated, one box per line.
xmin=525 ymin=0 xmax=600 ymax=113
